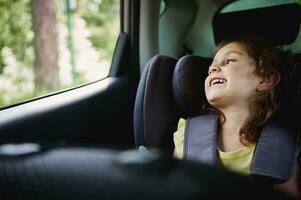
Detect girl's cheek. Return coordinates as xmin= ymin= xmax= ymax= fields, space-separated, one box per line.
xmin=204 ymin=78 xmax=208 ymax=87
xmin=204 ymin=80 xmax=209 ymax=93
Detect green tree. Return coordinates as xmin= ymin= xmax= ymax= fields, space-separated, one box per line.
xmin=79 ymin=0 xmax=119 ymax=60
xmin=0 ymin=0 xmax=33 ymax=72
xmin=31 ymin=0 xmax=60 ymax=92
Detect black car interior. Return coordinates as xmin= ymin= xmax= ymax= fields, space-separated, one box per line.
xmin=213 ymin=3 xmax=301 ymax=45
xmin=0 ymin=145 xmax=293 ymax=200
xmin=0 ymin=0 xmax=300 ymax=199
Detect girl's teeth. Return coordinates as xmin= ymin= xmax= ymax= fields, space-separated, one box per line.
xmin=212 ymin=79 xmax=226 ymax=86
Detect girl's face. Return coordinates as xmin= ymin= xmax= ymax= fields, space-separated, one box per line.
xmin=205 ymin=42 xmax=262 ymax=109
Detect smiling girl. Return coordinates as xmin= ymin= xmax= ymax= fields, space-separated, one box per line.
xmin=173 ymin=36 xmax=300 ymax=198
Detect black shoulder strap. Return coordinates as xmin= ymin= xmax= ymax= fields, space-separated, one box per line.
xmin=184 ymin=115 xmax=299 ymax=183
xmin=183 ymin=114 xmax=218 ymax=165
xmin=250 ymin=123 xmax=299 ymax=183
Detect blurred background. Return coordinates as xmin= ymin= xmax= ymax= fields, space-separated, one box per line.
xmin=0 ymin=0 xmax=119 ymax=108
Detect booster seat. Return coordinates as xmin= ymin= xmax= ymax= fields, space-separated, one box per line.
xmin=133 ymin=55 xmax=211 ymax=154
xmin=133 ymin=53 xmax=301 ymax=183
xmin=134 ymin=52 xmax=301 ymax=146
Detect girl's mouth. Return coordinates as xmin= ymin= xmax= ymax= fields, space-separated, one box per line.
xmin=210 ymin=78 xmax=227 ymax=87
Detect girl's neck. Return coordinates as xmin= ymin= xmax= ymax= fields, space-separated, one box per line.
xmin=217 ymin=105 xmax=255 ymax=151
xmin=221 ymin=109 xmax=250 ymax=135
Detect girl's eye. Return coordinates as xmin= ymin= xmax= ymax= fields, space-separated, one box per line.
xmin=225 ymin=59 xmax=236 ymax=65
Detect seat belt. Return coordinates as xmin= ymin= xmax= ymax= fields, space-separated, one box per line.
xmin=183 ymin=114 xmax=299 ymax=183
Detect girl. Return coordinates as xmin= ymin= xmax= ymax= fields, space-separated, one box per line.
xmin=173 ymin=35 xmax=300 ymax=198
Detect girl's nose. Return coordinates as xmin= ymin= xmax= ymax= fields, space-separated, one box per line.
xmin=208 ymin=65 xmax=220 ymax=74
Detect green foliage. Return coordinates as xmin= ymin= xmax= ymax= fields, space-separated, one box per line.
xmin=0 ymin=0 xmax=34 ymax=71
xmin=80 ymin=0 xmax=119 ymax=60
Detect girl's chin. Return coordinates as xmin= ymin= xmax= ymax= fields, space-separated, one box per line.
xmin=207 ymin=95 xmax=223 ymax=103
xmin=207 ymin=96 xmax=228 ymax=108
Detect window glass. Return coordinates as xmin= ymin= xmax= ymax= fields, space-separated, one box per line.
xmin=160 ymin=0 xmax=167 ymax=16
xmin=222 ymin=0 xmax=296 ymax=13
xmin=0 ymin=0 xmax=119 ymax=108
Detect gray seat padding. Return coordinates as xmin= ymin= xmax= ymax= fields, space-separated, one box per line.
xmin=134 ymin=55 xmax=212 ymax=153
xmin=172 ymin=55 xmax=212 ymax=117
xmin=134 ymin=55 xmax=179 ymax=154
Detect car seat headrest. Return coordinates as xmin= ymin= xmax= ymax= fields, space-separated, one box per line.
xmin=172 ymin=55 xmax=212 ymax=118
xmin=213 ymin=3 xmax=301 ymax=45
xmin=134 ymin=55 xmax=179 ymax=152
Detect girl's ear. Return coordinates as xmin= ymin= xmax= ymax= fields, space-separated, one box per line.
xmin=256 ymin=71 xmax=280 ymax=92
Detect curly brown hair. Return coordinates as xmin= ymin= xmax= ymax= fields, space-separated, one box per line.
xmin=204 ymin=35 xmax=288 ymax=144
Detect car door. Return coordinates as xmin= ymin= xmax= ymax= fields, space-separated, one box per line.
xmin=0 ymin=0 xmax=141 ymax=148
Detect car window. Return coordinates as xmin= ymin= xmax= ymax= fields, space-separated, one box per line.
xmin=160 ymin=0 xmax=167 ymax=16
xmin=222 ymin=0 xmax=297 ymax=13
xmin=0 ymin=0 xmax=119 ymax=108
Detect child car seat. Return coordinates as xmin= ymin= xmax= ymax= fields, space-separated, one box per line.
xmin=133 ymin=54 xmax=211 ymax=155
xmin=133 ymin=55 xmax=179 ymax=155
xmin=134 ymin=53 xmax=301 ymax=149
xmin=134 ymin=53 xmax=301 ymax=183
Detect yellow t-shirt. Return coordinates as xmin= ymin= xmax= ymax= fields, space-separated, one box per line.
xmin=173 ymin=118 xmax=256 ymax=175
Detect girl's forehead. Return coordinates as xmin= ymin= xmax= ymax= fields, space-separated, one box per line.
xmin=214 ymin=42 xmax=246 ymax=58
xmin=213 ymin=42 xmax=256 ymax=66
